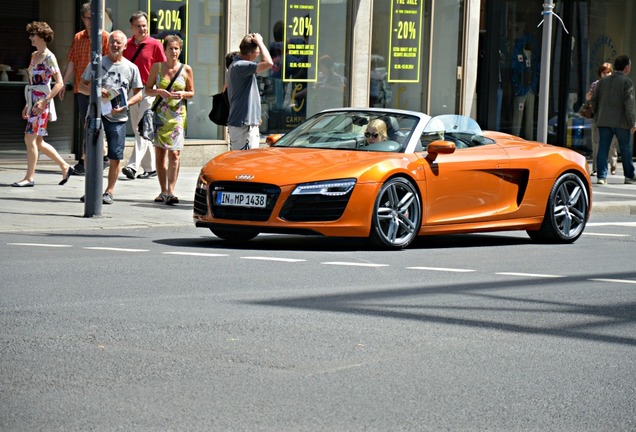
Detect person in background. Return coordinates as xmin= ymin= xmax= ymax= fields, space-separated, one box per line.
xmin=12 ymin=21 xmax=73 ymax=188
xmin=79 ymin=30 xmax=143 ymax=204
xmin=226 ymin=32 xmax=273 ymax=150
xmin=121 ymin=11 xmax=167 ymax=180
xmin=313 ymin=55 xmax=346 ymax=112
xmin=364 ymin=119 xmax=388 ymax=145
xmin=591 ymin=55 xmax=636 ymax=185
xmin=59 ymin=2 xmax=109 ymax=176
xmin=145 ymin=35 xmax=194 ymax=205
xmin=586 ymin=62 xmax=617 ymax=176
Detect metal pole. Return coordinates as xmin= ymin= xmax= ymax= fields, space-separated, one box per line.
xmin=536 ymin=1 xmax=554 ymax=144
xmin=84 ymin=0 xmax=104 ymax=217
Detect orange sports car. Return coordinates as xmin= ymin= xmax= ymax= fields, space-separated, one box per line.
xmin=194 ymin=109 xmax=591 ymax=249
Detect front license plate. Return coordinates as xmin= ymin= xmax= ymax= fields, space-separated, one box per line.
xmin=216 ymin=191 xmax=267 ymax=208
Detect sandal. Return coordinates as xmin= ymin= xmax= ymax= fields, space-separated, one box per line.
xmin=154 ymin=193 xmax=168 ymax=202
xmin=165 ymin=194 xmax=179 ymax=205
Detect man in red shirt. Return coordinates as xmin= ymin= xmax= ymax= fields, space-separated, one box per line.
xmin=121 ymin=11 xmax=166 ymax=180
xmin=59 ymin=2 xmax=109 ymax=175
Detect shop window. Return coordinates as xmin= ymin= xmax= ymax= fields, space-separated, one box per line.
xmin=249 ymin=0 xmax=351 ymax=135
xmin=107 ymin=0 xmax=227 ymax=140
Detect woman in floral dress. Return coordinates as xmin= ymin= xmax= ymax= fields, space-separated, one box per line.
xmin=13 ymin=21 xmax=73 ymax=187
xmin=144 ymin=35 xmax=194 ymax=204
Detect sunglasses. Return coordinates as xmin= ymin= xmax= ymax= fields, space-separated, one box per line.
xmin=365 ymin=132 xmax=379 ymax=139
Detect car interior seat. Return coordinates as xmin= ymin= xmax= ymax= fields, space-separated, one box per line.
xmin=382 ymin=116 xmax=406 ymax=144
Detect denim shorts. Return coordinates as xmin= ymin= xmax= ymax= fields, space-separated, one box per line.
xmin=102 ymin=116 xmax=127 ymax=160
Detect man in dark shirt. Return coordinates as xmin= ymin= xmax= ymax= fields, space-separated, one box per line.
xmin=591 ymin=55 xmax=636 ymax=184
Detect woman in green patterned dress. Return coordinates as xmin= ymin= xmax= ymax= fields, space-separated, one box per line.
xmin=144 ymin=35 xmax=194 ymax=204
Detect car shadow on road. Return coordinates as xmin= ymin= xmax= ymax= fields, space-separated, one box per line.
xmin=155 ymin=232 xmax=532 ymax=252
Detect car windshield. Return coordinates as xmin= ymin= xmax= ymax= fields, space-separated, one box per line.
xmin=271 ymin=111 xmax=419 ymax=153
xmin=421 ymin=114 xmax=494 ymax=149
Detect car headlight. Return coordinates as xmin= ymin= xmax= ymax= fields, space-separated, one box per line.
xmin=292 ymin=179 xmax=356 ymax=196
xmin=196 ymin=176 xmax=209 ymax=190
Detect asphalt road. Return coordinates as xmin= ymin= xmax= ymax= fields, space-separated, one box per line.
xmin=1 ymin=214 xmax=635 ymax=431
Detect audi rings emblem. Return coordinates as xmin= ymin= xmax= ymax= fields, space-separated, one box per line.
xmin=235 ymin=174 xmax=254 ymax=181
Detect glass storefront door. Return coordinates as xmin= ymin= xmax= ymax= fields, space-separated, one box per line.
xmin=371 ymin=0 xmax=465 ymax=116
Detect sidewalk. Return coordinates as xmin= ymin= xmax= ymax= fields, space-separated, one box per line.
xmin=0 ymin=162 xmax=201 ymax=233
xmin=1 ymin=161 xmax=636 ymax=233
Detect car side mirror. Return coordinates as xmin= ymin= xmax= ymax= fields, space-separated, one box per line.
xmin=425 ymin=140 xmax=456 ymax=162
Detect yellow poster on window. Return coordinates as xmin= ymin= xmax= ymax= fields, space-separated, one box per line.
xmin=388 ymin=0 xmax=423 ymax=83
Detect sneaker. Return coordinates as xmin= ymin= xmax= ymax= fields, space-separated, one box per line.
xmin=102 ymin=192 xmax=113 ymax=204
xmin=122 ymin=166 xmax=136 ymax=180
xmin=597 ymin=178 xmax=607 ymax=185
xmin=137 ymin=170 xmax=157 ymax=179
xmin=625 ymin=177 xmax=636 ymax=184
xmin=73 ymin=162 xmax=86 ymax=176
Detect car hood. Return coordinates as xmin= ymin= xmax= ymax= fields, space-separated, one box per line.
xmin=201 ymin=147 xmax=411 ymax=185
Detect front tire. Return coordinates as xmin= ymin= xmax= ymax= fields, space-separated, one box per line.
xmin=527 ymin=173 xmax=588 ymax=243
xmin=370 ymin=177 xmax=422 ymax=249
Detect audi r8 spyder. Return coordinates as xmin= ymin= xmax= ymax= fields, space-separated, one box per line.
xmin=194 ymin=108 xmax=591 ymax=250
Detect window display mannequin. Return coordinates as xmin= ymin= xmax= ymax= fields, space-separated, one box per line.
xmin=511 ymin=34 xmax=539 ymax=139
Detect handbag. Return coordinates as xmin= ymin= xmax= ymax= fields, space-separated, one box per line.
xmin=209 ymin=88 xmax=230 ymax=125
xmin=579 ymin=101 xmax=593 ymax=119
xmin=138 ymin=64 xmax=184 ymax=141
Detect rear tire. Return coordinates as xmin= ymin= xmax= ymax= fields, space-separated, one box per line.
xmin=369 ymin=177 xmax=422 ymax=250
xmin=527 ymin=173 xmax=588 ymax=243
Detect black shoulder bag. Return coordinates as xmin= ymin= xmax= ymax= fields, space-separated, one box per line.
xmin=209 ymin=87 xmax=230 ymax=126
xmin=138 ymin=63 xmax=184 ymax=141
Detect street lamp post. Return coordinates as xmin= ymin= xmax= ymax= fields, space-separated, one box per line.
xmin=536 ymin=0 xmax=554 ymax=144
xmin=84 ymin=0 xmax=104 ymax=217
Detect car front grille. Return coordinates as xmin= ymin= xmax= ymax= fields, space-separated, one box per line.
xmin=210 ymin=182 xmax=281 ymax=221
xmin=279 ymin=193 xmax=351 ymax=222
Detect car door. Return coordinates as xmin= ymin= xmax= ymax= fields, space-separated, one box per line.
xmin=420 ymin=143 xmax=512 ymax=225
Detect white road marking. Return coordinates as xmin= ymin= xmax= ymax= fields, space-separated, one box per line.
xmin=322 ymin=262 xmax=389 ymax=267
xmin=163 ymin=251 xmax=229 ymax=257
xmin=495 ymin=272 xmax=563 ymax=278
xmin=587 ymin=222 xmax=636 ymax=227
xmin=582 ymin=232 xmax=630 ymax=237
xmin=589 ymin=278 xmax=636 ymax=285
xmin=241 ymin=256 xmax=307 ymax=262
xmin=591 ymin=191 xmax=636 ymax=198
xmin=407 ymin=266 xmax=476 ymax=272
xmin=7 ymin=243 xmax=72 ymax=248
xmin=83 ymin=247 xmax=149 ymax=252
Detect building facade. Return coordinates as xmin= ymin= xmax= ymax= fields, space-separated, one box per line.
xmin=0 ymin=0 xmax=633 ymax=161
